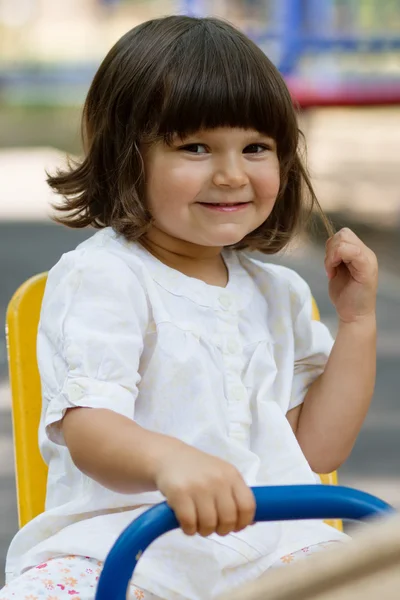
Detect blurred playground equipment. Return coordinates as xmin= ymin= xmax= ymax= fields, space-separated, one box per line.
xmin=182 ymin=0 xmax=400 ymax=106
xmin=220 ymin=512 xmax=400 ymax=600
xmin=1 ymin=0 xmax=400 ymax=107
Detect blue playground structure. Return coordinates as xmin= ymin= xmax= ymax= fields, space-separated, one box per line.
xmin=94 ymin=484 xmax=394 ymax=599
xmin=180 ymin=0 xmax=400 ymax=106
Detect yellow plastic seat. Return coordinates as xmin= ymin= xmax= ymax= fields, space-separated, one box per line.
xmin=6 ymin=273 xmax=48 ymax=528
xmin=6 ymin=273 xmax=342 ymax=531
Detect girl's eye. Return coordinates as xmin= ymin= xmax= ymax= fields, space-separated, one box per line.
xmin=180 ymin=144 xmax=208 ymax=154
xmin=243 ymin=144 xmax=270 ymax=154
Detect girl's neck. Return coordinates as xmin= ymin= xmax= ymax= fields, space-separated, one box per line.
xmin=139 ymin=232 xmax=229 ymax=288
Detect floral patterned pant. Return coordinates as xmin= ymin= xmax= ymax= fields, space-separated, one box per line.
xmin=0 ymin=555 xmax=161 ymax=600
xmin=0 ymin=541 xmax=341 ymax=599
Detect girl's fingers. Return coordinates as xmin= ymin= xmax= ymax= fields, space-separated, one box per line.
xmin=195 ymin=494 xmax=219 ymax=537
xmin=214 ymin=490 xmax=239 ymax=536
xmin=326 ymin=227 xmax=362 ymax=247
xmin=231 ymin=483 xmax=256 ymax=533
xmin=325 ymin=241 xmax=368 ymax=280
xmin=328 ymin=241 xmax=361 ymax=267
xmin=326 ymin=229 xmax=364 ymax=262
xmin=173 ymin=495 xmax=198 ymax=536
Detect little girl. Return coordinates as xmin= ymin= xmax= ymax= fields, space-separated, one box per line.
xmin=1 ymin=14 xmax=377 ymax=600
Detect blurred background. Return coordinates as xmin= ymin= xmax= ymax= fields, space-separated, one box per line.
xmin=1 ymin=0 xmax=400 ymax=585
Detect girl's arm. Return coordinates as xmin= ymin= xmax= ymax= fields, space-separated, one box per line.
xmin=62 ymin=407 xmax=256 ymax=537
xmin=289 ymin=315 xmax=376 ymax=473
xmin=287 ymin=228 xmax=378 ymax=474
xmin=62 ymin=407 xmax=175 ymax=494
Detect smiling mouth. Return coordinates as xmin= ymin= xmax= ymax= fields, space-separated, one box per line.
xmin=197 ymin=202 xmax=251 ymax=206
xmin=197 ymin=202 xmax=251 ymax=212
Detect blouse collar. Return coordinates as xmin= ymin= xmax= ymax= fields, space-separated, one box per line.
xmin=111 ymin=229 xmax=253 ymax=312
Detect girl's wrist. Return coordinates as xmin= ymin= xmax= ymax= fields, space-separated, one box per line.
xmin=146 ymin=432 xmax=185 ymax=484
xmin=337 ymin=312 xmax=376 ymax=334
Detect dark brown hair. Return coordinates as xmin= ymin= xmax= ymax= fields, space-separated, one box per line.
xmin=47 ymin=14 xmax=332 ymax=253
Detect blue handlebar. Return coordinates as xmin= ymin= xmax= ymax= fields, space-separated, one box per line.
xmin=95 ymin=485 xmax=394 ymax=599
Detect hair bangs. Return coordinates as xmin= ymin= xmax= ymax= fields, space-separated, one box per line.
xmin=152 ymin=20 xmax=295 ymax=153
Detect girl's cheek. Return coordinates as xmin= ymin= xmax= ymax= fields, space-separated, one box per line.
xmin=256 ymin=174 xmax=280 ymax=196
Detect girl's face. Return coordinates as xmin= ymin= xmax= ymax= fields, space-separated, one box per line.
xmin=142 ymin=127 xmax=280 ymax=255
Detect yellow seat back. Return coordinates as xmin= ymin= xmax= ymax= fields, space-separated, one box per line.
xmin=6 ymin=274 xmax=342 ymax=531
xmin=6 ymin=273 xmax=48 ymax=528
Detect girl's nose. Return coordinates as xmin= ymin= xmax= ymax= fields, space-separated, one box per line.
xmin=212 ymin=156 xmax=249 ymax=188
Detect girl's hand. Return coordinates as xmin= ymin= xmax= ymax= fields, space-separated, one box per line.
xmin=325 ymin=228 xmax=378 ymax=323
xmin=153 ymin=442 xmax=256 ymax=537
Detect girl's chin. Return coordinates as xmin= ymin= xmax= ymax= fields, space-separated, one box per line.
xmin=207 ymin=232 xmax=251 ymax=247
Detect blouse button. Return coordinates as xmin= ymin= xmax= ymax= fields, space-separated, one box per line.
xmin=231 ymin=385 xmax=246 ymax=402
xmin=67 ymin=383 xmax=83 ymax=402
xmin=227 ymin=338 xmax=240 ymax=354
xmin=219 ymin=292 xmax=232 ymax=309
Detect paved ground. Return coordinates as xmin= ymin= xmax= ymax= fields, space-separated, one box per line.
xmin=1 ymin=222 xmax=400 ymax=586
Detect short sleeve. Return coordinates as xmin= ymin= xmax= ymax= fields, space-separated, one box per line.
xmin=289 ymin=273 xmax=334 ymax=411
xmin=37 ymin=249 xmax=149 ymax=446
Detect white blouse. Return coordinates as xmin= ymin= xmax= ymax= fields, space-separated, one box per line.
xmin=6 ymin=227 xmax=347 ymax=599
